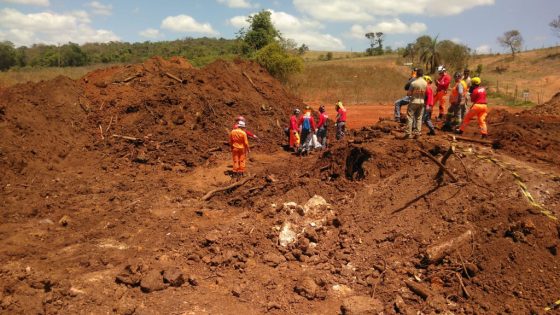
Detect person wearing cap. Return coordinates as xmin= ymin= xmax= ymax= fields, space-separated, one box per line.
xmin=462 ymin=69 xmax=472 ymax=120
xmin=229 ymin=121 xmax=250 ymax=177
xmin=456 ymin=77 xmax=488 ymax=138
xmin=234 ymin=115 xmax=258 ymax=140
xmin=434 ymin=66 xmax=451 ymax=120
xmin=316 ymin=105 xmax=329 ymax=148
xmin=335 ymin=100 xmax=347 ymax=140
xmin=442 ymin=72 xmax=467 ymax=131
xmin=404 ymin=68 xmax=427 ymax=139
xmin=423 ymin=75 xmax=436 ymax=135
xmin=298 ymin=106 xmax=317 ymax=155
xmin=289 ymin=108 xmax=301 ymax=152
xmin=393 ymin=67 xmax=418 ymax=122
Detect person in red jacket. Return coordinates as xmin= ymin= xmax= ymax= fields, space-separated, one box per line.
xmin=298 ymin=106 xmax=317 ymax=155
xmin=423 ymin=75 xmax=436 ymax=135
xmin=229 ymin=121 xmax=250 ymax=177
xmin=316 ymin=105 xmax=328 ymax=148
xmin=456 ymin=77 xmax=488 ymax=137
xmin=335 ymin=100 xmax=347 ymax=140
xmin=434 ymin=66 xmax=451 ymax=120
xmin=288 ymin=108 xmax=300 ymax=152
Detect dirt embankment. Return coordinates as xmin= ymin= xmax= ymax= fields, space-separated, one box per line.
xmin=1 ymin=56 xmax=560 ymax=314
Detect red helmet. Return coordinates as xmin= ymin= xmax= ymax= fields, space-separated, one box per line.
xmin=236 ymin=115 xmax=246 ymax=122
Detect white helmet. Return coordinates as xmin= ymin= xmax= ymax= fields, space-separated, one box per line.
xmin=437 ymin=65 xmax=446 ymax=73
xmin=237 ymin=120 xmax=246 ymax=128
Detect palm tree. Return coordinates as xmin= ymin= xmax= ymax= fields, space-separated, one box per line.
xmin=418 ymin=35 xmax=441 ymax=74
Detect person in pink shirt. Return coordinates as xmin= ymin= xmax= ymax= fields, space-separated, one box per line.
xmin=316 ymin=105 xmax=328 ymax=148
xmin=335 ymin=100 xmax=347 ymax=140
xmin=422 ymin=75 xmax=436 ymax=135
xmin=288 ymin=108 xmax=300 ymax=152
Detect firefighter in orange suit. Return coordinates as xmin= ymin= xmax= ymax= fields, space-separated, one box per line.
xmin=229 ymin=120 xmax=250 ymax=176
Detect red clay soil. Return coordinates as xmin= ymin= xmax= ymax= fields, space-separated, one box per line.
xmin=1 ymin=57 xmax=559 ymax=314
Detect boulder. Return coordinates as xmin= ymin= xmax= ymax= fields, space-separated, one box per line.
xmin=278 ymin=222 xmax=297 ymax=247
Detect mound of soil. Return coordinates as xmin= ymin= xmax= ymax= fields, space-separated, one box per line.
xmin=1 ymin=57 xmax=560 ymax=314
xmin=528 ymin=91 xmax=560 ymax=116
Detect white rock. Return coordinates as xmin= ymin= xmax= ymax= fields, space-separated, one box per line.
xmin=278 ymin=222 xmax=297 ymax=247
xmin=303 ymin=195 xmax=329 ymax=215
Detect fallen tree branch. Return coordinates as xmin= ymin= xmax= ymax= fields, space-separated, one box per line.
xmin=455 ymin=272 xmax=470 ymax=299
xmin=419 ymin=149 xmax=458 ymax=183
xmin=242 ymin=71 xmax=257 ymax=89
xmin=202 ymin=175 xmax=255 ymax=201
xmin=165 ymin=72 xmax=186 ymax=84
xmin=425 ymin=230 xmax=474 ymax=264
xmin=404 ymin=280 xmax=430 ymax=300
xmin=435 ymin=146 xmax=455 ymax=182
xmin=123 ymin=73 xmax=141 ymax=83
xmin=111 ymin=134 xmax=143 ymax=144
xmin=447 ymin=134 xmax=493 ymax=145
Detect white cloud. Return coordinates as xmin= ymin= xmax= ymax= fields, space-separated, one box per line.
xmin=349 ymin=19 xmax=427 ymax=38
xmin=0 ymin=0 xmax=49 ymax=6
xmin=229 ymin=10 xmax=345 ymax=50
xmin=293 ymin=0 xmax=495 ymax=21
xmin=161 ymin=15 xmax=218 ymax=36
xmin=86 ymin=1 xmax=112 ymax=16
xmin=216 ymin=0 xmax=254 ymax=8
xmin=475 ymin=45 xmax=491 ymax=54
xmin=0 ymin=8 xmax=119 ymax=46
xmin=139 ymin=28 xmax=161 ymax=39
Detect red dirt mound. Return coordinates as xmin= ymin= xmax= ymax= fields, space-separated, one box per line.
xmin=528 ymin=91 xmax=560 ymax=116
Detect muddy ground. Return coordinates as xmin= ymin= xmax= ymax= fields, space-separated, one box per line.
xmin=1 ymin=57 xmax=559 ymax=314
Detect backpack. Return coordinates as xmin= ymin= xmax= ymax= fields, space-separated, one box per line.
xmin=302 ymin=116 xmax=311 ymax=130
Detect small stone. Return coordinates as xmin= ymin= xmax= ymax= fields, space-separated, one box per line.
xmin=294 ymin=277 xmax=319 ymax=300
xmin=263 ymin=253 xmax=286 ymax=267
xmin=279 ymin=222 xmax=297 ymax=247
xmin=204 ymin=230 xmax=221 ymax=245
xmin=188 ymin=275 xmax=199 ymax=286
xmin=140 ymin=269 xmax=166 ymax=293
xmin=232 ymin=284 xmax=243 ymax=297
xmin=58 ymin=215 xmax=70 ymax=226
xmin=162 ymin=267 xmax=184 ymax=287
xmin=341 ymin=296 xmax=384 ymax=315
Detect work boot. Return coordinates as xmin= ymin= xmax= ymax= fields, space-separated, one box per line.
xmin=427 ymin=129 xmax=436 ymax=136
xmin=481 ymin=134 xmax=488 ymax=139
xmin=454 ymin=129 xmax=463 ymax=135
xmin=401 ymin=134 xmax=411 ymax=140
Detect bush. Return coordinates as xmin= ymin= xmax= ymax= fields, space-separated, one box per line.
xmin=326 ymin=52 xmax=333 ymax=61
xmin=255 ymin=43 xmax=303 ymax=82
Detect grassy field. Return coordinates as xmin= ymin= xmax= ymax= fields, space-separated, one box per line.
xmin=0 ymin=64 xmax=117 ymax=87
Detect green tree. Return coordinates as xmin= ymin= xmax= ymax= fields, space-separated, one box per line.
xmin=238 ymin=10 xmax=280 ymax=55
xmin=255 ymin=42 xmax=303 ymax=82
xmin=0 ymin=41 xmax=17 ymax=71
xmin=437 ymin=40 xmax=470 ymax=72
xmin=402 ymin=43 xmax=417 ymax=64
xmin=60 ymin=42 xmax=87 ymax=66
xmin=365 ymin=32 xmax=384 ymax=56
xmin=417 ymin=35 xmax=441 ymax=74
xmin=497 ymin=30 xmax=523 ymax=58
xmin=297 ymin=44 xmax=309 ymax=55
xmin=550 ymin=15 xmax=560 ymax=38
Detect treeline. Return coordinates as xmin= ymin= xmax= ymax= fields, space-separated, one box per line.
xmin=398 ymin=35 xmax=471 ymax=74
xmin=0 ymin=37 xmax=241 ymax=71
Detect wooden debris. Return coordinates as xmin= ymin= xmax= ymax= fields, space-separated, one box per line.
xmin=435 ymin=146 xmax=455 ymax=182
xmin=202 ymin=175 xmax=255 ymax=201
xmin=99 ymin=125 xmax=104 ymax=140
xmin=425 ymin=230 xmax=474 ymax=263
xmin=123 ymin=73 xmax=141 ymax=83
xmin=111 ymin=134 xmax=143 ymax=144
xmin=165 ymin=72 xmax=186 ymax=84
xmin=419 ymin=149 xmax=458 ymax=183
xmin=455 ymin=272 xmax=470 ymax=299
xmin=448 ymin=134 xmax=493 ymax=145
xmin=404 ymin=280 xmax=430 ymax=300
xmin=242 ymin=71 xmax=257 ymax=89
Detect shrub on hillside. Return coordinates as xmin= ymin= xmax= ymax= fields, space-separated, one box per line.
xmin=255 ymin=43 xmax=303 ymax=82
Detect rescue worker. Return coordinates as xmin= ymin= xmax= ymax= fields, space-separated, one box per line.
xmin=423 ymin=75 xmax=436 ymax=135
xmin=316 ymin=105 xmax=328 ymax=148
xmin=298 ymin=106 xmax=317 ymax=155
xmin=234 ymin=116 xmax=258 ymax=140
xmin=229 ymin=120 xmax=250 ymax=177
xmin=404 ymin=68 xmax=426 ymax=139
xmin=393 ymin=67 xmax=418 ymax=122
xmin=335 ymin=100 xmax=347 ymax=140
xmin=289 ymin=108 xmax=301 ymax=152
xmin=442 ymin=72 xmax=467 ymax=131
xmin=434 ymin=66 xmax=451 ymax=120
xmin=456 ymin=77 xmax=488 ymax=138
xmin=461 ymin=69 xmax=472 ymax=120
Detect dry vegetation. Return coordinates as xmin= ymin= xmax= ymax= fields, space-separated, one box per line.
xmin=0 ymin=64 xmax=115 ymax=87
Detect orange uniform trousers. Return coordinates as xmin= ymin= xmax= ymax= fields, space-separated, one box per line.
xmin=232 ymin=147 xmax=246 ymax=173
xmin=434 ymin=90 xmax=447 ymax=117
xmin=459 ymin=103 xmax=488 ymax=135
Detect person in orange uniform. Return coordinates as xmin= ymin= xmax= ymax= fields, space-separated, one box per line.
xmin=229 ymin=120 xmax=250 ymax=177
xmin=442 ymin=72 xmax=467 ymax=131
xmin=434 ymin=66 xmax=451 ymax=120
xmin=456 ymin=77 xmax=488 ymax=138
xmin=234 ymin=115 xmax=258 ymax=140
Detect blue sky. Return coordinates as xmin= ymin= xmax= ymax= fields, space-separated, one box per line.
xmin=0 ymin=0 xmax=559 ymax=54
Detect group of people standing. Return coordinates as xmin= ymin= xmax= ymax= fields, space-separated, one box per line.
xmin=288 ymin=100 xmax=347 ymax=154
xmin=395 ymin=65 xmax=489 ymax=139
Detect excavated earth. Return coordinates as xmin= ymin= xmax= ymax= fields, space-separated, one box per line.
xmin=1 ymin=56 xmax=560 ymax=314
